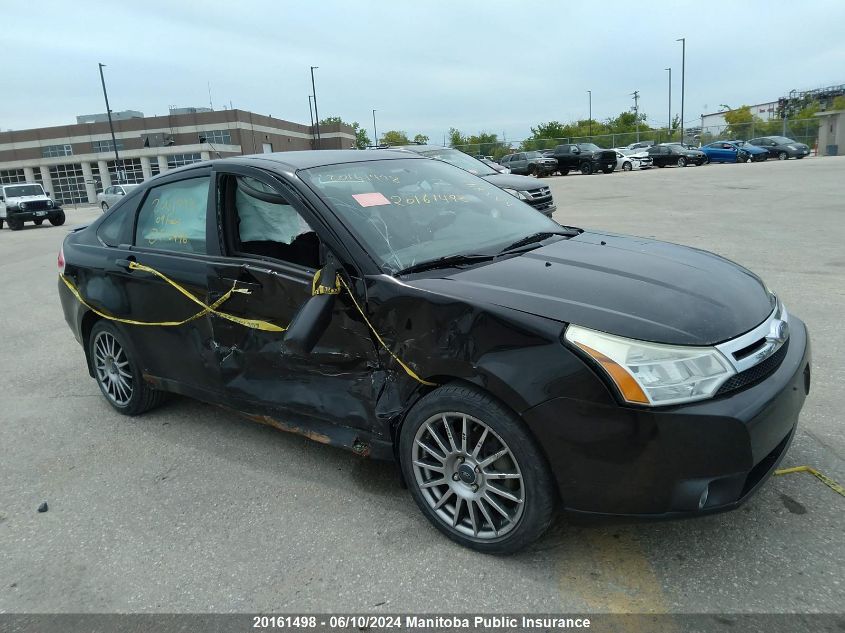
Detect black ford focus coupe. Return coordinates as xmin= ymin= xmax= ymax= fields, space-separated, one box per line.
xmin=58 ymin=150 xmax=810 ymax=553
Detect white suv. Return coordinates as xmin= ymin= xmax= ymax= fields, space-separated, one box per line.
xmin=0 ymin=182 xmax=65 ymax=230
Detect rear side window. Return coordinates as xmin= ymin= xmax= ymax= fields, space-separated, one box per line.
xmin=97 ymin=194 xmax=143 ymax=247
xmin=134 ymin=177 xmax=210 ymax=254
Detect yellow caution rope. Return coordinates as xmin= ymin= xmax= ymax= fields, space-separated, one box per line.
xmin=61 ymin=261 xmax=435 ymax=386
xmin=774 ymin=465 xmax=845 ymax=497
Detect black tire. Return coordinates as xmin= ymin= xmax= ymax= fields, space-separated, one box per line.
xmin=7 ymin=217 xmax=23 ymax=231
xmin=101 ymin=202 xmax=109 ymax=212
xmin=702 ymin=156 xmax=710 ymax=165
xmin=580 ymin=161 xmax=594 ymax=175
xmin=622 ymin=161 xmax=633 ymax=172
xmin=657 ymin=163 xmax=666 ymax=168
xmin=33 ymin=219 xmax=44 ymax=226
xmin=399 ymin=383 xmax=557 ymax=554
xmin=49 ymin=210 xmax=65 ymax=226
xmin=528 ymin=165 xmax=538 ymax=176
xmin=677 ymin=157 xmax=687 ymax=167
xmin=88 ymin=320 xmax=166 ymax=416
xmin=0 ymin=218 xmax=4 ymax=229
xmin=559 ymin=167 xmax=569 ymax=176
xmin=796 ymin=155 xmax=804 ymax=159
xmin=602 ymin=166 xmax=614 ymax=174
xmin=778 ymin=151 xmax=788 ymax=160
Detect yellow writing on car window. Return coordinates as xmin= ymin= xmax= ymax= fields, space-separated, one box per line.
xmin=320 ymin=173 xmax=401 ymax=184
xmin=389 ymin=193 xmax=466 ymax=207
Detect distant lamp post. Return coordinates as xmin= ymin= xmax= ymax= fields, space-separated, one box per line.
xmin=676 ymin=38 xmax=686 ymax=142
xmin=665 ymin=67 xmax=672 ymax=140
xmin=372 ymin=109 xmax=378 ymax=146
xmin=587 ymin=90 xmax=592 ymax=137
xmin=308 ymin=95 xmax=315 ymax=129
xmin=97 ymin=63 xmax=122 ymax=181
xmin=310 ymin=66 xmax=321 ymax=149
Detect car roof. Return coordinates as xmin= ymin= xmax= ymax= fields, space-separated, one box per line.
xmin=239 ymin=149 xmax=422 ymax=170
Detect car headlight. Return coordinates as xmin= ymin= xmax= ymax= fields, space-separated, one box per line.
xmin=503 ymin=188 xmax=529 ymax=201
xmin=46 ymin=200 xmax=53 ymax=208
xmin=787 ymin=145 xmax=797 ymax=150
xmin=19 ymin=202 xmax=27 ymax=210
xmin=564 ymin=324 xmax=736 ymax=406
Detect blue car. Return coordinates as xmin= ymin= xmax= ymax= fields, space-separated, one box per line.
xmin=701 ymin=140 xmax=769 ymax=163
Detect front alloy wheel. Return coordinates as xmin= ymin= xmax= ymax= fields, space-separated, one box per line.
xmin=677 ymin=157 xmax=687 ymax=167
xmin=400 ymin=384 xmax=556 ymax=553
xmin=622 ymin=161 xmax=633 ymax=171
xmin=778 ymin=151 xmax=788 ymax=160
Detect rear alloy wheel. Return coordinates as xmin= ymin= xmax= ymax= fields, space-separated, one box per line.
xmin=101 ymin=202 xmax=109 ymax=212
xmin=400 ymin=384 xmax=556 ymax=554
xmin=677 ymin=157 xmax=687 ymax=167
xmin=778 ymin=151 xmax=788 ymax=160
xmin=89 ymin=321 xmax=166 ymax=415
xmin=49 ymin=210 xmax=65 ymax=226
xmin=622 ymin=161 xmax=633 ymax=171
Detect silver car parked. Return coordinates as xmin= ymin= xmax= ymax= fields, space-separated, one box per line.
xmin=97 ymin=184 xmax=139 ymax=211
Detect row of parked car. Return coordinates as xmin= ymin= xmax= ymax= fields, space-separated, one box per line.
xmin=491 ymin=135 xmax=812 ymax=177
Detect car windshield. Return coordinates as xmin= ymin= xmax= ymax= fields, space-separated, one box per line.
xmin=524 ymin=151 xmax=543 ymax=159
xmin=577 ymin=143 xmax=601 ymax=152
xmin=768 ymin=136 xmax=795 ymax=144
xmin=4 ymin=184 xmax=45 ymax=197
xmin=417 ymin=148 xmax=497 ymax=176
xmin=301 ymin=158 xmax=560 ymax=274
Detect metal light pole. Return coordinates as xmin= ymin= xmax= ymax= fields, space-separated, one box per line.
xmin=98 ymin=63 xmax=122 ymax=179
xmin=587 ymin=90 xmax=592 ymax=137
xmin=310 ymin=66 xmax=321 ymax=149
xmin=665 ymin=67 xmax=672 ymax=140
xmin=308 ymin=95 xmax=315 ymax=129
xmin=676 ymin=38 xmax=685 ymax=143
xmin=372 ymin=109 xmax=378 ymax=146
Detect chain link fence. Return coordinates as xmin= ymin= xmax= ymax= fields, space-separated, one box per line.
xmin=454 ymin=118 xmax=821 ymax=158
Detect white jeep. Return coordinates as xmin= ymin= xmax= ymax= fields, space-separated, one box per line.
xmin=0 ymin=182 xmax=65 ymax=230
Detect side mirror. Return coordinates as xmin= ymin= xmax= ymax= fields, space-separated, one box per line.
xmin=283 ymin=292 xmax=336 ymax=356
xmin=45 ymin=191 xmax=51 ymax=196
xmin=0 ymin=195 xmax=4 ymax=202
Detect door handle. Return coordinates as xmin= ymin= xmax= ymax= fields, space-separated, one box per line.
xmin=113 ymin=256 xmax=136 ymax=271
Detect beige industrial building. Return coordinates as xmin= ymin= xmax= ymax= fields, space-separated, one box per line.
xmin=0 ymin=109 xmax=356 ymax=205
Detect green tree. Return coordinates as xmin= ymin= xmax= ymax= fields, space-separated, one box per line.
xmin=723 ymin=105 xmax=759 ymax=140
xmin=530 ymin=121 xmax=568 ymax=140
xmin=832 ymin=96 xmax=845 ymax=110
xmin=381 ymin=130 xmax=410 ymax=145
xmin=413 ymin=133 xmax=429 ymax=144
xmin=319 ymin=116 xmax=370 ymax=149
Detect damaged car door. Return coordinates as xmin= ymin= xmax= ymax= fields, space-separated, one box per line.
xmin=205 ymin=166 xmax=385 ymax=450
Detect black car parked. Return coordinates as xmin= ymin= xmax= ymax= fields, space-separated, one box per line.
xmin=647 ymin=143 xmax=707 ymax=167
xmin=58 ymin=151 xmax=810 ymax=553
xmin=552 ymin=143 xmax=618 ymax=175
xmin=388 ymin=145 xmax=555 ymax=216
xmin=747 ymin=136 xmax=810 ymax=160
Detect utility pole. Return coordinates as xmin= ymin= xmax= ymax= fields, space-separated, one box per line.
xmin=310 ymin=66 xmax=321 ymax=149
xmin=308 ymin=95 xmax=315 ymax=129
xmin=631 ymin=90 xmax=640 ymax=141
xmin=587 ymin=90 xmax=592 ymax=137
xmin=665 ymin=68 xmax=672 ymax=140
xmin=677 ymin=38 xmax=686 ymax=143
xmin=372 ymin=109 xmax=378 ymax=146
xmin=97 ymin=63 xmax=122 ymax=181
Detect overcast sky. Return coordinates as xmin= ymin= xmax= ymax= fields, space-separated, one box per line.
xmin=5 ymin=0 xmax=844 ymax=141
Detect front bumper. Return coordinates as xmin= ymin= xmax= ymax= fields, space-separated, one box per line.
xmin=522 ymin=316 xmax=811 ymax=517
xmin=7 ymin=208 xmax=62 ymax=222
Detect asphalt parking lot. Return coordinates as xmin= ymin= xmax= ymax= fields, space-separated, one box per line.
xmin=0 ymin=157 xmax=843 ymax=615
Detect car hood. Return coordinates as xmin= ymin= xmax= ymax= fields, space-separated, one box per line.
xmin=6 ymin=195 xmax=50 ymax=203
xmin=481 ymin=173 xmax=551 ymax=190
xmin=408 ymin=231 xmax=774 ymax=346
xmin=742 ymin=145 xmax=769 ymax=154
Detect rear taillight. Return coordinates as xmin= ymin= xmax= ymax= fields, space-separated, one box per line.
xmin=57 ymin=246 xmax=65 ymax=274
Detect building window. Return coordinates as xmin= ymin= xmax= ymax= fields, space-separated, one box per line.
xmin=48 ymin=163 xmax=87 ymax=205
xmin=0 ymin=169 xmax=27 ymax=184
xmin=150 ymin=160 xmax=161 ymax=177
xmin=108 ymin=158 xmax=144 ymax=184
xmin=199 ymin=129 xmax=231 ymax=145
xmin=42 ymin=144 xmax=73 ymax=158
xmin=91 ymin=163 xmax=103 ymax=194
xmin=92 ymin=139 xmax=124 ymax=153
xmin=167 ymin=153 xmax=202 ymax=169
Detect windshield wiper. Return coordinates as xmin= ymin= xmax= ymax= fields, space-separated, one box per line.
xmin=395 ymin=253 xmax=495 ymax=276
xmin=498 ymin=229 xmax=580 ymax=255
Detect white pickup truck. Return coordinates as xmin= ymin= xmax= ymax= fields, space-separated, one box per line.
xmin=0 ymin=182 xmax=65 ymax=230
